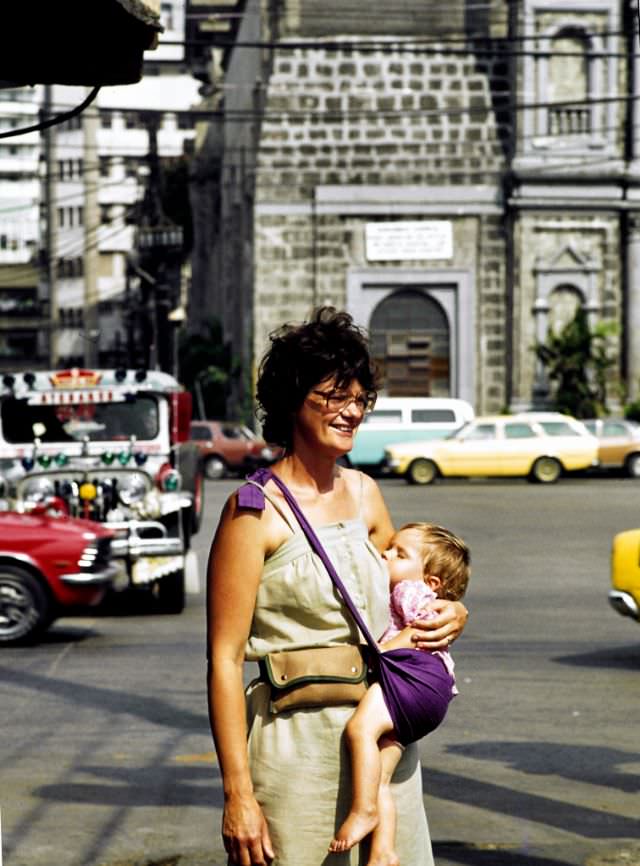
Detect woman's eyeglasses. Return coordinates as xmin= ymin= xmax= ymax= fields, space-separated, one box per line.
xmin=311 ymin=389 xmax=377 ymax=414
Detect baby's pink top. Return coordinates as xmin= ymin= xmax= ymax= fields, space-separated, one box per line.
xmin=380 ymin=579 xmax=457 ymax=691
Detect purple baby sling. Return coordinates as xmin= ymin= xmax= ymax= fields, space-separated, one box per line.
xmin=239 ymin=469 xmax=454 ymax=746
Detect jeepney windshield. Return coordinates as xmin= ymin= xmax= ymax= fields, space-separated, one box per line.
xmin=1 ymin=395 xmax=160 ymax=443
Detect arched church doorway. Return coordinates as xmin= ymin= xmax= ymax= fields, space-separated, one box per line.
xmin=369 ymin=289 xmax=451 ymax=396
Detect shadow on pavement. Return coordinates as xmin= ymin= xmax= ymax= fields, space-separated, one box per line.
xmin=34 ymin=763 xmax=224 ymax=809
xmin=0 ymin=664 xmax=208 ymax=732
xmin=422 ymin=767 xmax=639 ymax=838
xmin=434 ymin=842 xmax=582 ymax=866
xmin=553 ymin=644 xmax=640 ymax=672
xmin=446 ymin=740 xmax=640 ymax=793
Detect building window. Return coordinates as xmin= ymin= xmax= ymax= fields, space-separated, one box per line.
xmin=548 ymin=29 xmax=590 ymax=135
xmin=124 ymin=157 xmax=138 ymax=178
xmin=161 ymin=1 xmax=175 ymax=31
xmin=520 ymin=6 xmax=614 ymax=157
xmin=100 ymin=110 xmax=112 ymax=129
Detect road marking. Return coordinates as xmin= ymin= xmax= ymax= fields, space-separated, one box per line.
xmin=173 ymin=752 xmax=217 ymax=764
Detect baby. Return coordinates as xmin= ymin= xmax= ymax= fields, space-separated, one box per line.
xmin=329 ymin=522 xmax=471 ymax=866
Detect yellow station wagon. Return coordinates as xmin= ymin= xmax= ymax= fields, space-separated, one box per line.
xmin=383 ymin=412 xmax=599 ymax=485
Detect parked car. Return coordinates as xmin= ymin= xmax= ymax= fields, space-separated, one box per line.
xmin=346 ymin=396 xmax=474 ymax=472
xmin=582 ymin=418 xmax=640 ymax=477
xmin=383 ymin=412 xmax=599 ymax=485
xmin=0 ymin=509 xmax=119 ymax=645
xmin=609 ymin=528 xmax=640 ymax=623
xmin=189 ymin=420 xmax=281 ymax=480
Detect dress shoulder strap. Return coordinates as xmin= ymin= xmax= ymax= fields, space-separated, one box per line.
xmin=237 ymin=469 xmax=298 ymax=533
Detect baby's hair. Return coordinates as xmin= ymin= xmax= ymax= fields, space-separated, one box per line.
xmin=401 ymin=522 xmax=471 ymax=601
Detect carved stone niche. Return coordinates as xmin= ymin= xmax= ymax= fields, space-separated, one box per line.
xmin=532 ymin=243 xmax=600 ymax=344
xmin=530 ymin=243 xmax=600 ymax=404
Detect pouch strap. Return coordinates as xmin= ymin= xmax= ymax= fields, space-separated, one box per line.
xmin=250 ymin=469 xmax=381 ymax=658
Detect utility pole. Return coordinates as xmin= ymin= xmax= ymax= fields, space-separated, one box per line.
xmin=83 ymin=94 xmax=100 ymax=366
xmin=136 ymin=112 xmax=183 ymax=374
xmin=42 ymin=84 xmax=58 ymax=366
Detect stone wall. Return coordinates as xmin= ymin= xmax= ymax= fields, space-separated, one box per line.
xmin=250 ymin=41 xmax=511 ymax=412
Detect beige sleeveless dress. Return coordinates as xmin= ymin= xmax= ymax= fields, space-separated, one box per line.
xmin=244 ymin=505 xmax=434 ymax=866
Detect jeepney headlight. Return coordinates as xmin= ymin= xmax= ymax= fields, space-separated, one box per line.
xmin=118 ymin=474 xmax=147 ymax=505
xmin=23 ymin=476 xmax=55 ymax=503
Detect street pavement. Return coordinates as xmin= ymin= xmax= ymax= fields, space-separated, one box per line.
xmin=1 ymin=475 xmax=639 ymax=866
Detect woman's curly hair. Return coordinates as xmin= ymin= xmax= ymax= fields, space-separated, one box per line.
xmin=256 ymin=307 xmax=379 ymax=449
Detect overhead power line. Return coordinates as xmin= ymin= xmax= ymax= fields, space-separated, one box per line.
xmin=0 ymin=88 xmax=101 ymax=141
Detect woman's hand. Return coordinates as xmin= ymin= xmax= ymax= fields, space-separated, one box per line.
xmin=410 ymin=599 xmax=468 ymax=651
xmin=222 ymin=791 xmax=275 ymax=865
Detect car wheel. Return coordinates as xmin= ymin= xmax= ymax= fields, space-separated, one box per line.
xmin=177 ymin=444 xmax=205 ymax=532
xmin=529 ymin=456 xmax=562 ymax=484
xmin=625 ymin=452 xmax=640 ymax=478
xmin=407 ymin=458 xmax=438 ymax=485
xmin=155 ymin=570 xmax=185 ymax=615
xmin=204 ymin=455 xmax=227 ymax=480
xmin=0 ymin=565 xmax=51 ymax=645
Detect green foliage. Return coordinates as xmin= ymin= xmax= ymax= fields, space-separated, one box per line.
xmin=178 ymin=318 xmax=230 ymax=419
xmin=534 ymin=308 xmax=616 ymax=419
xmin=624 ymin=400 xmax=640 ymax=423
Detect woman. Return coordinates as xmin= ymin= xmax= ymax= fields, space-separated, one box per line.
xmin=206 ymin=307 xmax=468 ymax=866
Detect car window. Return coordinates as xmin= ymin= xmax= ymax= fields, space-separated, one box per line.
xmin=462 ymin=423 xmax=496 ymax=441
xmin=583 ymin=421 xmax=597 ymax=435
xmin=602 ymin=421 xmax=628 ymax=437
xmin=504 ymin=422 xmax=537 ymax=439
xmin=190 ymin=424 xmax=213 ymax=441
xmin=410 ymin=409 xmax=456 ymax=423
xmin=362 ymin=410 xmax=403 ymax=424
xmin=221 ymin=425 xmax=245 ymax=439
xmin=538 ymin=421 xmax=580 ymax=437
xmin=1 ymin=395 xmax=160 ymax=442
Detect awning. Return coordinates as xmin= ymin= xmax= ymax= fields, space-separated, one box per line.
xmin=0 ymin=0 xmax=163 ymax=87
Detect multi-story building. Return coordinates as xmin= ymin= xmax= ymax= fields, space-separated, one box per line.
xmin=0 ymin=0 xmax=199 ymax=372
xmin=186 ymin=0 xmax=640 ymax=417
xmin=45 ymin=0 xmax=200 ymax=368
xmin=0 ymin=87 xmax=47 ymax=370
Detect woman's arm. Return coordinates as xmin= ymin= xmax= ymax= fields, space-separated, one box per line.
xmin=360 ymin=473 xmax=395 ymax=552
xmin=358 ymin=471 xmax=469 ymax=647
xmin=206 ymin=495 xmax=274 ymax=865
xmin=410 ymin=599 xmax=469 ymax=650
xmin=378 ymin=601 xmax=468 ymax=652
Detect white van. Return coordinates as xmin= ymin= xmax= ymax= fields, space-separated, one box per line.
xmin=347 ymin=397 xmax=475 ymax=472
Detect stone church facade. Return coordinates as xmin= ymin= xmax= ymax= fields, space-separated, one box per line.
xmin=187 ymin=0 xmax=639 ymax=418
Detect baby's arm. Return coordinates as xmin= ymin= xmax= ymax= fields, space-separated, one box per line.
xmin=379 ymin=582 xmax=436 ymax=652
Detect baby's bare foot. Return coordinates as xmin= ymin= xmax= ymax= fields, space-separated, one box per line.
xmin=329 ymin=809 xmax=378 ymax=852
